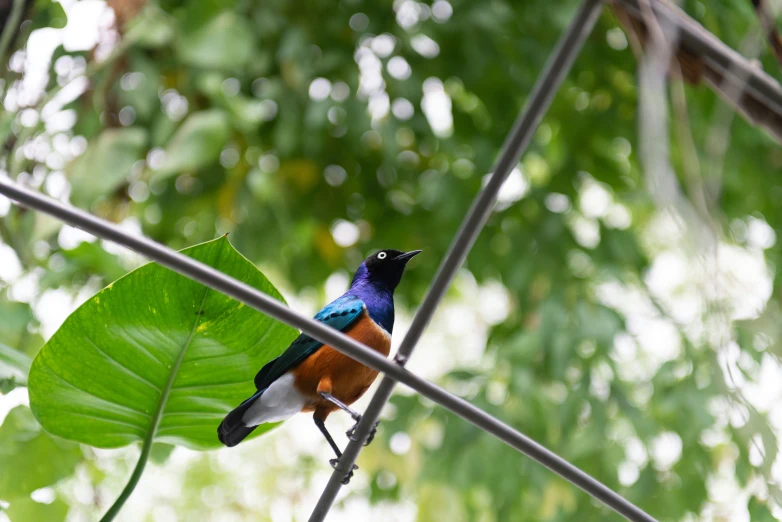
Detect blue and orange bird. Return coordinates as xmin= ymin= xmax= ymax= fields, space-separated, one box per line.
xmin=218 ymin=249 xmax=421 ymax=481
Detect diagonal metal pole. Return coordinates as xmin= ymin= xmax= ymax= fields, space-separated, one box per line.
xmin=309 ymin=0 xmax=606 ymax=519
xmin=0 ymin=177 xmax=656 ymax=522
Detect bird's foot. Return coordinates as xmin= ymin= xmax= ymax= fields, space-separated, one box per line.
xmin=346 ymin=419 xmax=380 ymax=446
xmin=329 ymin=458 xmax=359 ymax=485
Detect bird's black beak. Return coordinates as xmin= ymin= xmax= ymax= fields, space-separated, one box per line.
xmin=395 ymin=250 xmax=422 ymax=264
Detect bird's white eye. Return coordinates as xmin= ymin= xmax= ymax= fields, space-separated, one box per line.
xmin=377 ymin=252 xmax=387 ymax=260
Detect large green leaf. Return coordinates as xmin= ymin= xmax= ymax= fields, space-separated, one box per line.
xmin=28 ymin=236 xmax=296 ymax=450
xmin=0 ymin=406 xmax=81 ymax=499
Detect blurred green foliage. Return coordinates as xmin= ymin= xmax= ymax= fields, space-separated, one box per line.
xmin=0 ymin=405 xmax=81 ymax=518
xmin=1 ymin=0 xmax=782 ymax=520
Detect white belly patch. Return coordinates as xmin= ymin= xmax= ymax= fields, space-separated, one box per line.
xmin=242 ymin=373 xmax=307 ymax=426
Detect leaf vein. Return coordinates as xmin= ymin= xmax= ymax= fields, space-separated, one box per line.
xmin=156 ymin=423 xmax=220 ymax=433
xmin=162 ymin=411 xmax=225 ymax=418
xmin=83 ymin=334 xmax=163 ymax=393
xmin=117 ymin=325 xmax=171 ymax=371
xmin=59 ymin=410 xmax=147 ymax=434
xmin=40 ymin=363 xmax=151 ymax=420
xmin=183 ymin=325 xmax=277 ymax=364
xmin=171 ymin=380 xmax=251 ymax=392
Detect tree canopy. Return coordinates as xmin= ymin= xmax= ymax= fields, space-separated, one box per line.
xmin=2 ymin=0 xmax=782 ymax=520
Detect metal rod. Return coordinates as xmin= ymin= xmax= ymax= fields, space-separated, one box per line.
xmin=0 ymin=177 xmax=656 ymax=522
xmin=310 ymin=0 xmax=608 ymax=519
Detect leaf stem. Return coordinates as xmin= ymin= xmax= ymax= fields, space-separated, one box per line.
xmin=99 ymin=288 xmax=210 ymax=521
xmin=98 ymin=433 xmax=154 ymax=522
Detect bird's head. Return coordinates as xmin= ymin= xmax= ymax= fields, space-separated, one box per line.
xmin=352 ymin=249 xmax=421 ymax=292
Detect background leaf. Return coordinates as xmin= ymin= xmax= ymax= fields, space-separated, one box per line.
xmin=0 ymin=406 xmax=81 ymax=499
xmin=0 ymin=342 xmax=32 ymax=392
xmin=0 ymin=300 xmax=42 ymax=356
xmin=151 ymin=110 xmax=231 ymax=181
xmin=149 ymin=442 xmax=176 ymax=464
xmin=67 ymin=128 xmax=147 ymax=206
xmin=0 ymin=342 xmax=32 ymax=375
xmin=30 ymin=0 xmax=67 ymax=30
xmin=5 ymin=496 xmax=69 ymax=522
xmin=176 ymin=10 xmax=254 ymax=70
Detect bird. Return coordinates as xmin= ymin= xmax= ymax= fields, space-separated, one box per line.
xmin=217 ymin=249 xmax=421 ymax=483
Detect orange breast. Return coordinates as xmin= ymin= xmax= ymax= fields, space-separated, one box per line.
xmin=291 ymin=311 xmax=391 ymax=418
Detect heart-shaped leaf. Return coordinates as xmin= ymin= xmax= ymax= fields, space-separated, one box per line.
xmin=28 ymin=236 xmax=297 ymax=451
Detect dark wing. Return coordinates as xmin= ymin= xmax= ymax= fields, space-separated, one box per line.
xmin=253 ymin=295 xmax=365 ymax=390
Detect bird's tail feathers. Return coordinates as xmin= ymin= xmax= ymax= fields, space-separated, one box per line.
xmin=218 ymin=390 xmax=263 ymax=447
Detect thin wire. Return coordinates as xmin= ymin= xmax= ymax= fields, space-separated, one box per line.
xmin=0 ymin=177 xmax=657 ymax=522
xmin=310 ymin=0 xmax=608 ymax=519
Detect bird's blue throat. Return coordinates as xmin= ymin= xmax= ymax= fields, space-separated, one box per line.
xmin=348 ymin=264 xmax=395 ymax=334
